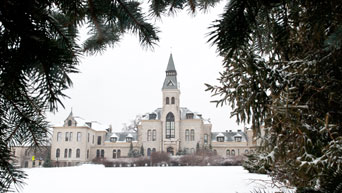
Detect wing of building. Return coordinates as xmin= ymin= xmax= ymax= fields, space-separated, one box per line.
xmin=48 ymin=54 xmax=257 ymax=167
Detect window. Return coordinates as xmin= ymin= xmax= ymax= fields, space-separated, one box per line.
xmin=92 ymin=135 xmax=94 ymax=144
xmin=185 ymin=129 xmax=189 ymax=141
xmin=77 ymin=132 xmax=81 ymax=142
xmin=117 ymin=150 xmax=121 ymax=158
xmin=88 ymin=133 xmax=90 ymax=142
xmin=171 ymin=97 xmax=175 ymax=104
xmin=204 ymin=134 xmax=208 ymax=144
xmin=87 ymin=150 xmax=89 ymax=159
xmin=245 ymin=150 xmax=249 ymax=154
xmin=56 ymin=149 xmax=60 ymax=158
xmin=101 ymin=150 xmax=104 ymax=158
xmin=68 ymin=149 xmax=72 ymax=158
xmin=149 ymin=113 xmax=156 ymax=120
xmin=152 ymin=148 xmax=156 ymax=153
xmin=147 ymin=148 xmax=151 ymax=156
xmin=113 ymin=150 xmax=117 ymax=159
xmin=69 ymin=132 xmax=73 ymax=141
xmin=190 ymin=129 xmax=195 ymax=141
xmin=186 ymin=113 xmax=194 ymax=119
xmin=152 ymin=130 xmax=156 ymax=141
xmin=166 ymin=112 xmax=175 ymax=139
xmin=147 ymin=130 xmax=151 ymax=141
xmin=96 ymin=150 xmax=100 ymax=158
xmin=217 ymin=136 xmax=224 ymax=142
xmin=25 ymin=149 xmax=29 ymax=156
xmin=231 ymin=150 xmax=235 ymax=156
xmin=65 ymin=132 xmax=69 ymax=141
xmin=166 ymin=97 xmax=169 ymax=104
xmin=235 ymin=137 xmax=242 ymax=142
xmin=64 ymin=149 xmax=68 ymax=158
xmin=126 ymin=137 xmax=132 ymax=142
xmin=32 ymin=161 xmax=35 ymax=167
xmin=97 ymin=136 xmax=102 ymax=145
xmin=226 ymin=150 xmax=230 ymax=156
xmin=68 ymin=120 xmax=72 ymax=126
xmin=110 ymin=137 xmax=117 ymax=142
xmin=57 ymin=132 xmax=62 ymax=142
xmin=76 ymin=149 xmax=80 ymax=158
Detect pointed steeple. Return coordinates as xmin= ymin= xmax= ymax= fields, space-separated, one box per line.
xmin=166 ymin=54 xmax=176 ymax=72
xmin=162 ymin=54 xmax=178 ymax=89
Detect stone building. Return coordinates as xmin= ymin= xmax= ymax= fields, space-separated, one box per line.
xmin=11 ymin=146 xmax=50 ymax=168
xmin=50 ymin=54 xmax=257 ymax=166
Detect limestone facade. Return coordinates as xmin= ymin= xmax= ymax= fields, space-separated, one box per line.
xmin=49 ymin=54 xmax=257 ymax=166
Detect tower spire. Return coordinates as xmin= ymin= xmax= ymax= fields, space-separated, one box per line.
xmin=162 ymin=54 xmax=178 ymax=89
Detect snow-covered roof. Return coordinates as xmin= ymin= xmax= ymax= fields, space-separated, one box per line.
xmin=211 ymin=131 xmax=247 ymax=142
xmin=105 ymin=132 xmax=138 ymax=142
xmin=110 ymin=133 xmax=118 ymax=138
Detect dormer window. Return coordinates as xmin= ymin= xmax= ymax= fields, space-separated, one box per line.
xmin=149 ymin=113 xmax=157 ymax=120
xmin=235 ymin=136 xmax=242 ymax=142
xmin=68 ymin=120 xmax=72 ymax=126
xmin=186 ymin=113 xmax=194 ymax=119
xmin=126 ymin=137 xmax=132 ymax=142
xmin=217 ymin=136 xmax=224 ymax=142
xmin=110 ymin=137 xmax=117 ymax=142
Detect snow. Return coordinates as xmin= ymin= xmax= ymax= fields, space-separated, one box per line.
xmin=14 ymin=165 xmax=293 ymax=193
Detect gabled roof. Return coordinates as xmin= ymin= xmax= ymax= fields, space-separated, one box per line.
xmin=211 ymin=131 xmax=248 ymax=142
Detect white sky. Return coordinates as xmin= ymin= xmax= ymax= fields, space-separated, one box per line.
xmin=46 ymin=2 xmax=246 ymax=132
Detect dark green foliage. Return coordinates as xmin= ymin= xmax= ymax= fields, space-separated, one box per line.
xmin=205 ymin=0 xmax=342 ymax=191
xmin=0 ymin=0 xmax=160 ymax=191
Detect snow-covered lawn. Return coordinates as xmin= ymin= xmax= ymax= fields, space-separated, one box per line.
xmin=15 ymin=165 xmax=291 ymax=193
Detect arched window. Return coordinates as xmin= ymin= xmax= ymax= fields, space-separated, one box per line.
xmin=231 ymin=150 xmax=235 ymax=156
xmin=166 ymin=97 xmax=169 ymax=104
xmin=77 ymin=132 xmax=81 ymax=142
xmin=166 ymin=112 xmax=175 ymax=139
xmin=68 ymin=120 xmax=72 ymax=126
xmin=56 ymin=148 xmax=60 ymax=158
xmin=185 ymin=129 xmax=189 ymax=141
xmin=226 ymin=150 xmax=230 ymax=156
xmin=152 ymin=130 xmax=156 ymax=141
xmin=204 ymin=134 xmax=208 ymax=144
xmin=147 ymin=148 xmax=151 ymax=156
xmin=117 ymin=149 xmax=121 ymax=158
xmin=167 ymin=147 xmax=174 ymax=155
xmin=152 ymin=148 xmax=156 ymax=153
xmin=113 ymin=150 xmax=117 ymax=159
xmin=245 ymin=150 xmax=249 ymax=154
xmin=70 ymin=132 xmax=73 ymax=141
xmin=76 ymin=149 xmax=80 ymax=158
xmin=171 ymin=97 xmax=175 ymax=104
xmin=190 ymin=129 xmax=195 ymax=141
xmin=64 ymin=148 xmax=68 ymax=158
xmin=96 ymin=149 xmax=100 ymax=158
xmin=68 ymin=149 xmax=72 ymax=158
xmin=65 ymin=132 xmax=69 ymax=141
xmin=147 ymin=130 xmax=151 ymax=141
xmin=57 ymin=132 xmax=62 ymax=142
xmin=101 ymin=150 xmax=105 ymax=158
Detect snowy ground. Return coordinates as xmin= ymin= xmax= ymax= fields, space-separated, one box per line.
xmin=15 ymin=165 xmax=292 ymax=193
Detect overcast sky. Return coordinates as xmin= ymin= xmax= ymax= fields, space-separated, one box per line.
xmin=46 ymin=2 xmax=246 ymax=132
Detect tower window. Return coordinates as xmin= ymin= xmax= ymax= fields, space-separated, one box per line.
xmin=166 ymin=97 xmax=169 ymax=104
xmin=166 ymin=112 xmax=175 ymax=139
xmin=171 ymin=97 xmax=175 ymax=104
xmin=68 ymin=120 xmax=72 ymax=126
xmin=186 ymin=113 xmax=194 ymax=119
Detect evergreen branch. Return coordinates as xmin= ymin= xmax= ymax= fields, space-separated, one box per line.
xmin=87 ymin=0 xmax=104 ymax=42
